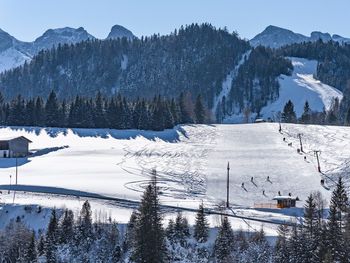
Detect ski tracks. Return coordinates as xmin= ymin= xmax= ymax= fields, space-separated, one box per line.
xmin=119 ymin=125 xmax=218 ymax=199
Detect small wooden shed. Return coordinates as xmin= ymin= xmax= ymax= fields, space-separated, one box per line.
xmin=273 ymin=196 xmax=300 ymax=208
xmin=0 ymin=136 xmax=32 ymax=158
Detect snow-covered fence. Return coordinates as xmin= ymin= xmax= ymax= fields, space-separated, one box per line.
xmin=254 ymin=202 xmax=278 ymax=209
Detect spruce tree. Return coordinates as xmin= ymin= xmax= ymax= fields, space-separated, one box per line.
xmin=166 ymin=219 xmax=175 ymax=243
xmin=132 ymin=177 xmax=167 ymax=263
xmin=93 ymin=91 xmax=106 ymax=128
xmin=45 ymin=90 xmax=60 ymax=127
xmin=25 ymin=231 xmax=37 ymax=263
xmin=214 ymin=216 xmax=234 ymax=262
xmin=125 ymin=210 xmax=139 ymax=251
xmin=194 ymin=94 xmax=206 ymax=124
xmin=274 ymin=224 xmax=290 ymax=263
xmin=59 ymin=209 xmax=74 ymax=244
xmin=77 ymin=200 xmax=93 ymax=244
xmin=301 ymin=101 xmax=311 ymax=124
xmin=45 ymin=209 xmax=58 ymax=263
xmin=345 ymin=107 xmax=350 ymax=125
xmin=174 ymin=212 xmax=190 ymax=245
xmin=194 ymin=203 xmax=209 ymax=243
xmin=303 ymin=194 xmax=320 ymax=263
xmin=178 ymin=92 xmax=193 ymax=124
xmin=282 ymin=100 xmax=297 ymax=123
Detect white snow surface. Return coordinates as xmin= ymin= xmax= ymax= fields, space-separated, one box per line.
xmin=0 ymin=123 xmax=349 ymax=234
xmin=0 ymin=47 xmax=31 ymax=73
xmin=260 ymin=57 xmax=343 ymax=119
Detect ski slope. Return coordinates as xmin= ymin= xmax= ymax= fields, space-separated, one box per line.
xmin=0 ymin=123 xmax=349 ymax=229
xmin=260 ymin=57 xmax=343 ymax=118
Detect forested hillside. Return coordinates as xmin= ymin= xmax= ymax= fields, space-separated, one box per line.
xmin=228 ymin=46 xmax=292 ymax=114
xmin=0 ymin=23 xmax=294 ymax=123
xmin=0 ymin=24 xmax=249 ymax=108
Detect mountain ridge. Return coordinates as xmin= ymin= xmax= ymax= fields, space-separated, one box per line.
xmin=250 ymin=25 xmax=350 ymax=48
xmin=0 ymin=24 xmax=135 ymax=72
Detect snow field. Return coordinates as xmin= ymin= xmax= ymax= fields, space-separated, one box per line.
xmin=0 ymin=123 xmax=349 ymax=235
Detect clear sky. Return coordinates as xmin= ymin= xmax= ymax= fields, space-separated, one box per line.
xmin=0 ymin=0 xmax=349 ymax=41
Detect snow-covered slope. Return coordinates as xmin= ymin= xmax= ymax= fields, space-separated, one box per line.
xmin=0 ymin=123 xmax=349 ymax=233
xmin=251 ymin=25 xmax=350 ymax=48
xmin=0 ymin=123 xmax=348 ymax=208
xmin=0 ymin=47 xmax=31 ymax=73
xmin=260 ymin=57 xmax=343 ymax=119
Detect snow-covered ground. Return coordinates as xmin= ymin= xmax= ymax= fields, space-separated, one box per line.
xmin=0 ymin=123 xmax=349 ymax=235
xmin=260 ymin=57 xmax=343 ymax=119
xmin=0 ymin=47 xmax=31 ymax=73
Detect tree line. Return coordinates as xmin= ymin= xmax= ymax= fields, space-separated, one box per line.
xmin=1 ymin=174 xmax=349 ymax=262
xmin=280 ymin=98 xmax=350 ymax=125
xmin=0 ymin=90 xmax=208 ymax=131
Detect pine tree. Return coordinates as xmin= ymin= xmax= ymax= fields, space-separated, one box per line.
xmin=166 ymin=219 xmax=175 ymax=243
xmin=178 ymin=92 xmax=193 ymax=124
xmin=174 ymin=212 xmax=190 ymax=245
xmin=24 ymin=231 xmax=37 ymax=263
xmin=274 ymin=224 xmax=290 ymax=263
xmin=214 ymin=216 xmax=234 ymax=262
xmin=326 ymin=204 xmax=344 ymax=261
xmin=125 ymin=210 xmax=139 ymax=251
xmin=132 ymin=176 xmax=167 ymax=263
xmin=77 ymin=200 xmax=93 ymax=244
xmin=345 ymin=107 xmax=350 ymax=125
xmin=194 ymin=203 xmax=209 ymax=243
xmin=300 ymin=101 xmax=311 ymax=124
xmin=303 ymin=194 xmax=320 ymax=263
xmin=282 ymin=100 xmax=297 ymax=123
xmin=304 ymin=194 xmax=318 ymax=238
xmin=45 ymin=209 xmax=58 ymax=263
xmin=93 ymin=91 xmax=106 ymax=128
xmin=194 ymin=94 xmax=206 ymax=124
xmin=45 ymin=90 xmax=60 ymax=127
xmin=59 ymin=209 xmax=74 ymax=244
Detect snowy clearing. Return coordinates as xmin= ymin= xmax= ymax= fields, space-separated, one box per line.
xmin=0 ymin=123 xmax=349 ymax=234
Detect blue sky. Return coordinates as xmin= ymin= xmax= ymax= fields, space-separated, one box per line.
xmin=0 ymin=0 xmax=348 ymax=41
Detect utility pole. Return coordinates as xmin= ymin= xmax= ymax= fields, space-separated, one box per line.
xmin=314 ymin=151 xmax=321 ymax=173
xmin=297 ymin=133 xmax=303 ymax=152
xmin=279 ymin=122 xmax=282 ymax=133
xmin=15 ymin=157 xmax=18 ymax=185
xmin=226 ymin=162 xmax=230 ymax=208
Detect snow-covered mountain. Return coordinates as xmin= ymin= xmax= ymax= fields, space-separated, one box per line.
xmin=251 ymin=25 xmax=350 ymax=48
xmin=107 ymin=24 xmax=135 ymax=40
xmin=26 ymin=27 xmax=95 ymax=54
xmin=0 ymin=25 xmax=135 ymax=73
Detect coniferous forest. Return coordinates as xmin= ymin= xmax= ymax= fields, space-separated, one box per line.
xmin=0 ymin=90 xmax=208 ymax=130
xmin=1 ymin=176 xmax=350 ymax=262
xmin=0 ymin=23 xmax=293 ymax=121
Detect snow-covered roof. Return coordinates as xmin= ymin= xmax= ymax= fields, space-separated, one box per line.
xmin=0 ymin=136 xmax=32 ymax=143
xmin=273 ymin=196 xmax=299 ymax=201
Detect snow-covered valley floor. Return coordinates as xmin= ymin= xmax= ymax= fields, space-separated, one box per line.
xmin=0 ymin=123 xmax=349 ymax=235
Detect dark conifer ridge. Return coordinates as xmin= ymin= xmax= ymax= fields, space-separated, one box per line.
xmin=0 ymin=24 xmax=249 ymax=109
xmin=0 ymin=90 xmax=208 ymax=130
